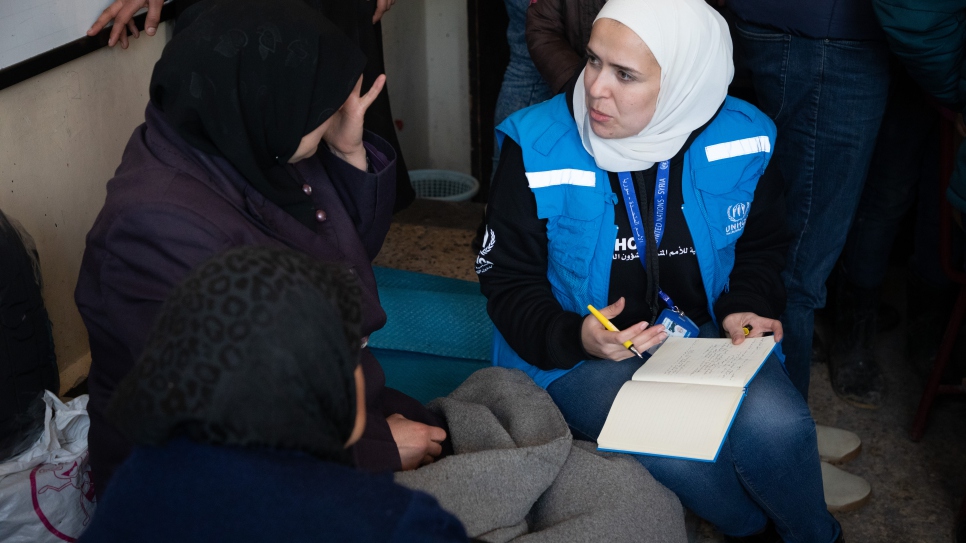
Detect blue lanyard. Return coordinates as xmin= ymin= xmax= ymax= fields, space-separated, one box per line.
xmin=617 ymin=162 xmax=679 ymax=312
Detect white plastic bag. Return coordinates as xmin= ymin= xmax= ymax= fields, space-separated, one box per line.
xmin=0 ymin=392 xmax=96 ymax=542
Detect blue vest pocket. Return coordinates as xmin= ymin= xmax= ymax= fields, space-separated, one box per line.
xmin=536 ymin=186 xmax=607 ymax=281
xmin=692 ymin=159 xmax=762 ymax=248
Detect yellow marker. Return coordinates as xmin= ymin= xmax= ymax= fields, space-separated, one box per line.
xmin=587 ymin=304 xmax=644 ymax=359
xmin=742 ymin=326 xmax=752 ymax=337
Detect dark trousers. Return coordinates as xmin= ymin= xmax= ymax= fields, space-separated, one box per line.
xmin=733 ymin=21 xmax=892 ymax=399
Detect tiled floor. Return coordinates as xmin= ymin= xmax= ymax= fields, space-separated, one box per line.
xmin=379 ymin=199 xmax=966 ymax=543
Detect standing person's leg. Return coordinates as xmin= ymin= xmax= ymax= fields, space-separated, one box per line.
xmin=832 ymin=65 xmax=939 ymax=406
xmin=907 ymin=131 xmax=957 ymax=376
xmin=478 ymin=0 xmax=553 ymax=251
xmin=734 ymin=23 xmax=891 ymax=400
xmin=733 ymin=23 xmax=886 ymax=511
xmin=840 ymin=66 xmax=935 ymax=294
xmin=492 ymin=0 xmax=553 ymax=176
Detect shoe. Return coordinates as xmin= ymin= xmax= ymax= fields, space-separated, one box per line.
xmin=816 ymin=425 xmax=862 ymax=464
xmin=723 ymin=520 xmax=780 ymax=543
xmin=828 ymin=272 xmax=886 ymax=408
xmin=821 ymin=462 xmax=871 ymax=512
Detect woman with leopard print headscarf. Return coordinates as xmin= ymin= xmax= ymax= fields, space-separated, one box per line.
xmin=78 ymin=246 xmax=467 ymax=543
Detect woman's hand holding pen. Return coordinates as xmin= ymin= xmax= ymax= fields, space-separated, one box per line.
xmin=722 ymin=312 xmax=783 ymax=345
xmin=581 ymin=297 xmax=666 ymax=361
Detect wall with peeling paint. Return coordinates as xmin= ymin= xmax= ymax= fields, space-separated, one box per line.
xmin=0 ymin=25 xmax=170 ymax=392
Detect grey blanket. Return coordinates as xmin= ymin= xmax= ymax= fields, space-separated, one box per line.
xmin=395 ymin=368 xmax=687 ymax=543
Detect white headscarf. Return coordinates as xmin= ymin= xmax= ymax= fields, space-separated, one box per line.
xmin=574 ymin=0 xmax=734 ymax=172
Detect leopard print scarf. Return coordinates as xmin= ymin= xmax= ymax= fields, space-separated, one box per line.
xmin=108 ymin=246 xmax=363 ymax=464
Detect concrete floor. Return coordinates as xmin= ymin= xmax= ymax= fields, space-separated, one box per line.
xmin=376 ymin=199 xmax=966 ymax=543
xmin=807 ymin=272 xmax=966 ymax=543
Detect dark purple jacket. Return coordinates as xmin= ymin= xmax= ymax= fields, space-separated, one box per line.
xmin=76 ymin=105 xmax=437 ymax=494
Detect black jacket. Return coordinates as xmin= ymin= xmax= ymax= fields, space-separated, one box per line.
xmin=727 ymin=0 xmax=885 ymax=41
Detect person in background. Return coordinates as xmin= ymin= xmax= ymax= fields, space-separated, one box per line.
xmin=830 ymin=62 xmax=940 ymax=405
xmin=76 ymin=0 xmax=445 ymax=496
xmin=872 ymin=0 xmax=966 ymax=383
xmin=0 ymin=210 xmax=58 ymax=462
xmin=727 ymin=0 xmax=890 ymax=510
xmin=492 ymin=0 xmax=553 ymax=176
xmin=87 ymin=0 xmax=416 ymax=213
xmin=873 ymin=0 xmax=966 ymax=212
xmin=871 ymin=7 xmax=966 ymax=537
xmin=526 ymin=0 xmax=608 ymax=95
xmin=78 ymin=247 xmax=468 ymax=543
xmin=475 ymin=0 xmax=554 ymax=252
xmin=479 ymin=0 xmax=842 ymax=540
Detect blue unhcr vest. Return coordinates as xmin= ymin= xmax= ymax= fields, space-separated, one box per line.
xmin=491 ymin=93 xmax=778 ymax=389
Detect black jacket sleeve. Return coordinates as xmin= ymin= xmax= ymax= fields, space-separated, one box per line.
xmin=477 ymin=138 xmax=591 ymax=371
xmin=713 ymin=159 xmax=789 ymax=324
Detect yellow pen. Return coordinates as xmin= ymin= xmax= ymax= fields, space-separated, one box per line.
xmin=587 ymin=304 xmax=644 ymax=359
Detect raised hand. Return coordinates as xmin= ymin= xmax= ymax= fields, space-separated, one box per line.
xmin=322 ymin=74 xmax=386 ymax=171
xmin=87 ymin=0 xmax=164 ymax=49
xmin=373 ymin=0 xmax=397 ymax=24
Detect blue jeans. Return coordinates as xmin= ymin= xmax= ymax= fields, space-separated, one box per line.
xmin=841 ymin=67 xmax=939 ymax=290
xmin=733 ymin=22 xmax=891 ymax=398
xmin=546 ymin=323 xmax=840 ymax=541
xmin=493 ymin=0 xmax=553 ymax=175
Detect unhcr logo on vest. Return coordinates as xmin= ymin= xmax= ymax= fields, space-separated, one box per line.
xmin=725 ymin=202 xmax=750 ymax=236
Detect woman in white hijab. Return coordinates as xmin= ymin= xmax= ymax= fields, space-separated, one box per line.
xmin=478 ymin=0 xmax=842 ymax=541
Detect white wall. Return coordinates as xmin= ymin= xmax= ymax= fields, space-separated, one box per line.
xmin=381 ymin=1 xmax=430 ymax=170
xmin=382 ymin=0 xmax=471 ymax=175
xmin=0 ymin=25 xmax=170 ymax=392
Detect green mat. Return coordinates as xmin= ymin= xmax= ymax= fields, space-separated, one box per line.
xmin=370 ymin=267 xmax=493 ymax=402
xmin=372 ymin=349 xmax=489 ymax=405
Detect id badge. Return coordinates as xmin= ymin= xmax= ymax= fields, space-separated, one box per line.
xmin=646 ymin=308 xmax=700 ymax=355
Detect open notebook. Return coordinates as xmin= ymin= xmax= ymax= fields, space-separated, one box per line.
xmin=597 ymin=337 xmax=777 ymax=462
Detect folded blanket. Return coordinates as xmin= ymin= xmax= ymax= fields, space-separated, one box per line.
xmin=395 ymin=368 xmax=687 ymax=543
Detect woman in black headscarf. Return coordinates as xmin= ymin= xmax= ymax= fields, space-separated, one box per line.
xmin=89 ymin=0 xmax=415 ymax=212
xmin=78 ymin=246 xmax=467 ymax=543
xmin=76 ymin=0 xmax=446 ymax=496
